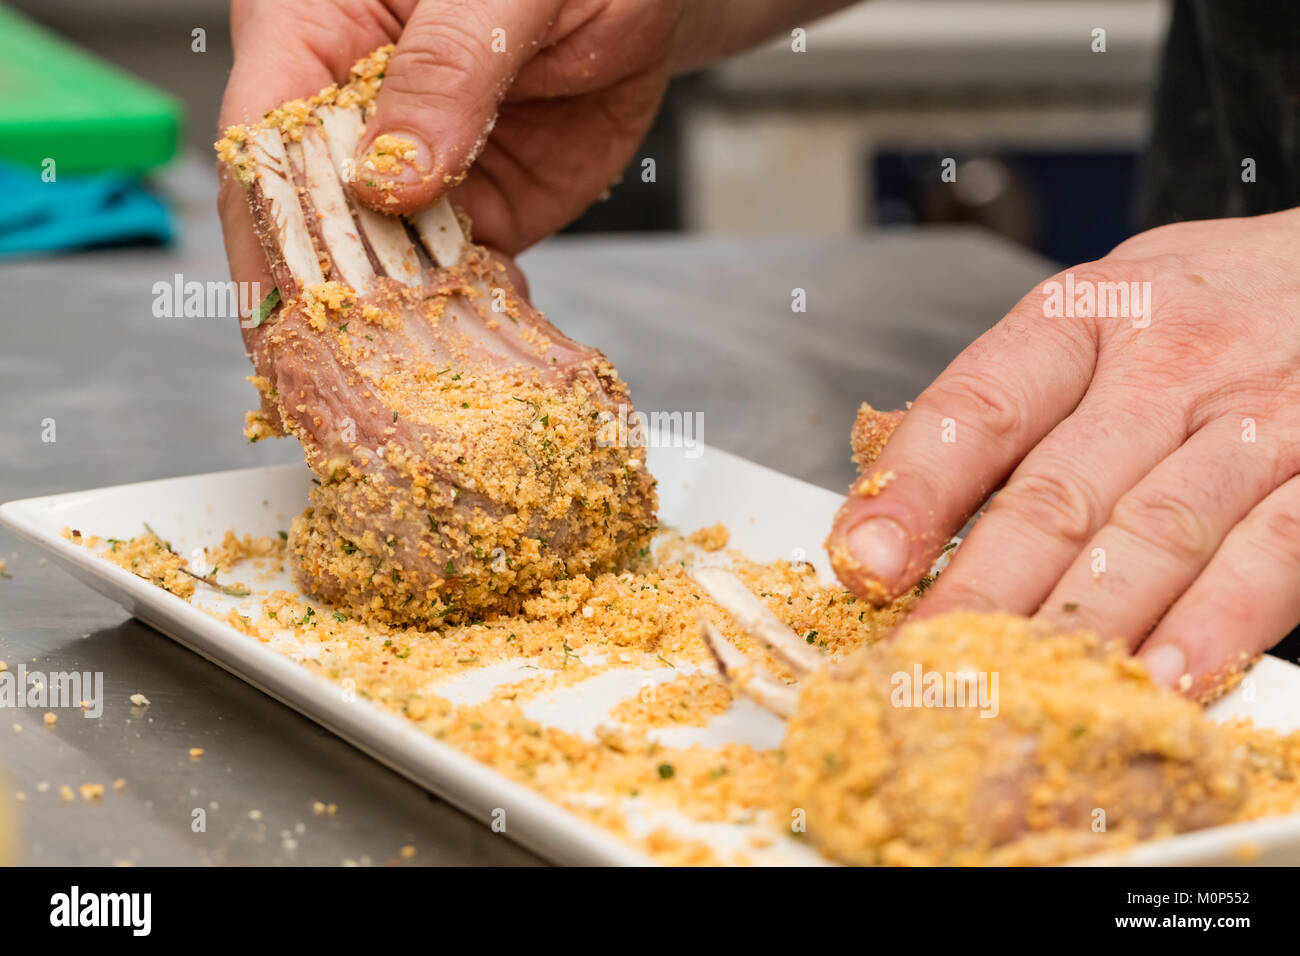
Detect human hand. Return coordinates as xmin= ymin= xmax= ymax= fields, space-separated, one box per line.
xmin=827 ymin=209 xmax=1300 ymax=700
xmin=218 ymin=0 xmax=690 ymax=262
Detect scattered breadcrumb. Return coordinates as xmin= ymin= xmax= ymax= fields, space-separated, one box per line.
xmin=81 ymin=517 xmax=1300 ymax=866
xmin=129 ymin=693 xmax=150 ymax=707
xmin=610 ymin=673 xmax=733 ymax=728
xmin=95 ymin=531 xmax=195 ymax=599
xmin=854 ymin=469 xmax=896 ymax=497
xmin=43 ymin=712 xmax=56 ymax=726
xmin=686 ymin=523 xmax=729 ymax=552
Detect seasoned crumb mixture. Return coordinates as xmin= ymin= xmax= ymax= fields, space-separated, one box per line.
xmin=686 ymin=523 xmax=729 ymax=552
xmin=75 ymin=529 xmax=196 ymax=600
xmin=76 ymin=525 xmax=1300 ymax=865
xmin=285 ymin=367 xmax=657 ymax=627
xmin=782 ymin=613 xmax=1276 ymax=865
xmin=360 ymin=133 xmax=420 ymax=178
xmin=78 ymin=524 xmax=910 ymax=861
xmin=849 ymin=403 xmax=903 ymax=471
xmin=610 ymin=673 xmax=734 ymax=729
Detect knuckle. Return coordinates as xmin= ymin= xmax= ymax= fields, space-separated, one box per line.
xmin=1248 ymin=492 xmax=1300 ymax=569
xmin=386 ymin=41 xmax=479 ymax=101
xmin=300 ymin=1 xmax=385 ymax=51
xmin=996 ymin=467 xmax=1100 ymax=549
xmin=925 ymin=580 xmax=999 ymax=615
xmin=891 ymin=469 xmax=949 ymax=545
xmin=1276 ymin=424 xmax=1300 ymax=478
xmin=929 ymin=370 xmax=1026 ymax=448
xmin=1110 ymin=485 xmax=1218 ymax=567
xmin=1184 ymin=558 xmax=1267 ymax=642
xmin=1198 ymin=377 xmax=1300 ymax=442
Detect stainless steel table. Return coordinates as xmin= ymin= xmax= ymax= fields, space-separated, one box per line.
xmin=0 ymin=159 xmax=1054 ymax=865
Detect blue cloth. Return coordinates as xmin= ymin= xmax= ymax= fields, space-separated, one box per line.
xmin=0 ymin=162 xmax=173 ymax=258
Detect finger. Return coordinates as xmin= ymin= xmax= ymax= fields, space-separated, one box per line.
xmin=219 ymin=0 xmax=384 ymax=132
xmin=826 ymin=290 xmax=1097 ymax=602
xmin=910 ymin=393 xmax=1184 ymax=620
xmin=507 ymin=0 xmax=679 ymax=101
xmin=1035 ymin=418 xmax=1288 ymax=644
xmin=443 ymin=72 xmax=667 ymax=252
xmin=351 ymin=0 xmax=562 ymax=215
xmin=1138 ymin=472 xmax=1300 ymax=701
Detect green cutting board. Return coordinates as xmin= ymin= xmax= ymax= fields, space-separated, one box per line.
xmin=0 ymin=4 xmax=181 ymax=175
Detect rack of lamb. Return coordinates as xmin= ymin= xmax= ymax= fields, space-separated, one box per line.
xmin=217 ymin=48 xmax=657 ymax=626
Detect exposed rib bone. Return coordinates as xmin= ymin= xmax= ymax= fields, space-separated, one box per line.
xmin=316 ymin=106 xmax=424 ymax=284
xmin=412 ymin=201 xmax=465 ymax=268
xmin=295 ymin=125 xmax=377 ymax=293
xmin=697 ymin=614 xmax=798 ymax=718
xmin=692 ymin=567 xmax=823 ymax=677
xmin=246 ymin=128 xmax=325 ymax=295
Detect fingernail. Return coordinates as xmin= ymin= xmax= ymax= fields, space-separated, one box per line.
xmin=356 ymin=129 xmax=433 ymax=186
xmin=847 ymin=517 xmax=909 ymax=584
xmin=1141 ymin=643 xmax=1187 ymax=689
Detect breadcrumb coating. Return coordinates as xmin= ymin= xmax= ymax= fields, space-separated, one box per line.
xmin=782 ymin=612 xmax=1258 ymax=865
xmin=849 ymin=403 xmax=904 ymax=471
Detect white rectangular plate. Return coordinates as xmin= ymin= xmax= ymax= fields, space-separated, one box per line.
xmin=4 ymin=443 xmax=1300 ymax=866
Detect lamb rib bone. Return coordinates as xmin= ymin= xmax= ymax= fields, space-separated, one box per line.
xmin=291 ymin=124 xmax=376 ymax=292
xmin=691 ymin=567 xmax=821 ymax=718
xmin=315 ymin=104 xmax=425 ymax=283
xmin=242 ymin=129 xmax=465 ymax=296
xmin=696 ymin=611 xmax=800 ymax=719
xmin=245 ymin=126 xmax=324 ymax=298
xmin=692 ymin=567 xmax=824 ymax=676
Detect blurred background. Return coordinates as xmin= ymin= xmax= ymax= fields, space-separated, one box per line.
xmin=4 ymin=0 xmax=1169 ymax=263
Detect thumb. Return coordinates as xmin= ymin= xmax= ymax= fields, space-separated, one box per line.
xmin=351 ymin=0 xmax=560 ymax=215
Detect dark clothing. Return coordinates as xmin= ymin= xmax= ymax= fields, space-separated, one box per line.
xmin=1140 ymin=0 xmax=1300 ymax=228
xmin=1142 ymin=2 xmax=1300 ymax=664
